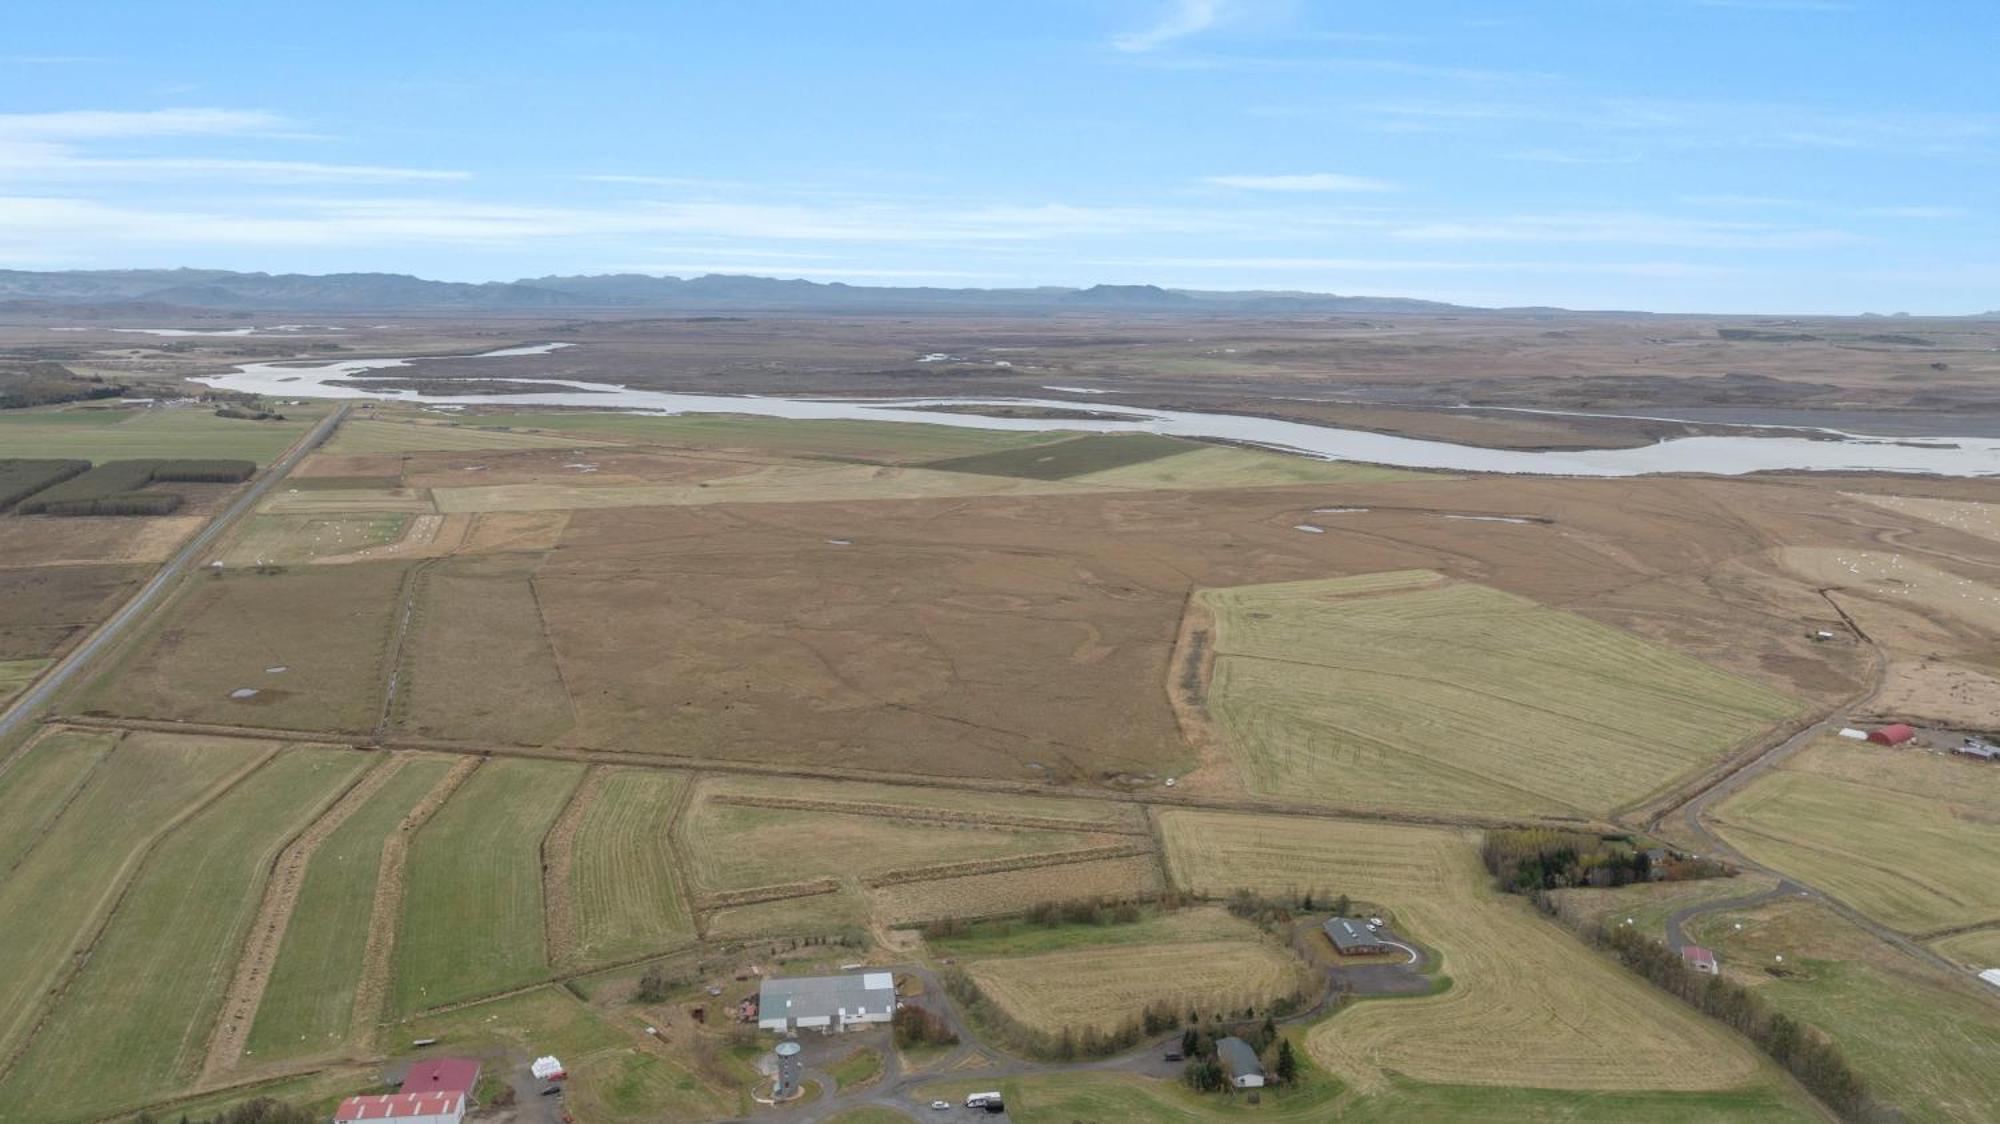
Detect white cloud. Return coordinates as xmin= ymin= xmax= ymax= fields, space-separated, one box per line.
xmin=1204 ymin=172 xmax=1393 ymax=192
xmin=1389 ymin=212 xmax=1859 ymax=250
xmin=0 ymin=108 xmax=465 ymax=184
xmin=0 ymin=107 xmax=284 ymax=139
xmin=1086 ymin=256 xmax=1736 ymax=278
xmin=1112 ymin=0 xmax=1225 ymax=53
xmin=606 ymin=264 xmax=1004 ymax=280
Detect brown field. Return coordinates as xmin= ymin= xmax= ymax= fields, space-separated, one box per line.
xmin=392 ymin=552 xmax=574 ymax=744
xmin=0 ymin=562 xmax=147 ymax=660
xmin=0 ymin=515 xmax=203 ymax=567
xmin=868 ymin=854 xmax=1164 ymax=927
xmin=965 ymin=938 xmax=1309 ymax=1035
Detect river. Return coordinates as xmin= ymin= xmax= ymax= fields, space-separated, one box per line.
xmin=190 ymin=344 xmax=2000 ymax=479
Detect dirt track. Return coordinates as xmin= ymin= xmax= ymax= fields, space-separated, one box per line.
xmin=540 ymin=765 xmax=601 ymax=968
xmin=201 ymin=753 xmax=409 ymax=1080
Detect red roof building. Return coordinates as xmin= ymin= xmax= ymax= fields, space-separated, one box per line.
xmin=1682 ymin=946 xmax=1719 ymax=975
xmin=400 ymin=1058 xmax=480 ymax=1097
xmin=333 ymin=1091 xmax=465 ymax=1124
xmin=1867 ymin=724 xmax=1917 ymax=746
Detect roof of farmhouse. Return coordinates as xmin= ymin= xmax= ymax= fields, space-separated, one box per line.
xmin=760 ymin=972 xmax=896 ymax=1021
xmin=1323 ymin=916 xmax=1382 ymax=951
xmin=1217 ymin=1035 xmax=1264 ymax=1078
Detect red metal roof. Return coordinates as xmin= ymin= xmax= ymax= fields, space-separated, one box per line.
xmin=1682 ymin=946 xmax=1718 ymax=968
xmin=334 ymin=1092 xmax=463 ymax=1121
xmin=400 ymin=1057 xmax=480 ymax=1096
xmin=1868 ymin=724 xmax=1916 ymax=745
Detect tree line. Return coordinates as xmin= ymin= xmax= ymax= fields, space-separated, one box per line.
xmin=1178 ymin=1016 xmax=1301 ymax=1094
xmin=1483 ymin=829 xmax=1726 ymax=892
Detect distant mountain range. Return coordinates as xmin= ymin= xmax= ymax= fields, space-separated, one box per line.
xmin=0 ymin=269 xmax=1491 ymax=316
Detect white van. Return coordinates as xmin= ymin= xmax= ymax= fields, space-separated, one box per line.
xmin=965 ymin=1091 xmax=1003 ymax=1108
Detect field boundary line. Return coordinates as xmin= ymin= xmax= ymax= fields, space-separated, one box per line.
xmin=540 ymin=764 xmax=599 ymax=971
xmin=1914 ymin=918 xmax=2000 ymax=943
xmin=663 ymin=773 xmax=706 ymax=941
xmin=47 ymin=715 xmax=1619 ymax=836
xmin=200 ymin=751 xmax=406 ymax=1081
xmin=706 ymin=793 xmax=1148 ymax=836
xmin=863 ymin=843 xmax=1152 ymax=888
xmin=374 ymin=558 xmax=440 ymax=737
xmin=0 ymin=741 xmax=285 ymax=1086
xmin=697 ymin=878 xmax=842 ymax=911
xmin=1 ymin=730 xmax=116 ymax=878
xmin=405 ymin=943 xmax=702 ymax=1020
xmin=347 ymin=754 xmax=480 ymax=1050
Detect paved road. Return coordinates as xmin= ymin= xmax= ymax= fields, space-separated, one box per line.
xmin=0 ymin=404 xmax=350 ymax=744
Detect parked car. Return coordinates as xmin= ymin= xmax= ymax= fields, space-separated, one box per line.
xmin=1164 ymin=1051 xmax=1183 ymax=1061
xmin=930 ymin=1101 xmax=951 ymax=1111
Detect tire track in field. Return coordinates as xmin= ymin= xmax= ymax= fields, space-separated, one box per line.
xmin=541 ymin=765 xmax=602 ymax=970
xmin=0 ymin=743 xmax=283 ymax=1087
xmin=200 ymin=752 xmax=408 ymax=1081
xmin=2 ymin=733 xmax=116 ymax=879
xmin=374 ymin=558 xmax=441 ymax=738
xmin=346 ymin=754 xmax=479 ymax=1050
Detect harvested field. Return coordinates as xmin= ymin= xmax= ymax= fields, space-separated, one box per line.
xmin=393 ymin=757 xmax=584 ymax=1012
xmin=925 ymin=902 xmax=1258 ymax=958
xmin=1870 ymin=659 xmax=2000 ymax=730
xmin=459 ymin=509 xmax=569 ymax=553
xmin=261 ymin=486 xmax=435 ymax=515
xmin=218 ymin=513 xmax=409 ymax=566
xmin=0 ymin=728 xmax=110 ymax=872
xmin=966 ymin=938 xmax=1309 ymax=1035
xmin=86 ymin=562 xmax=410 ymax=733
xmin=0 ymin=515 xmax=204 ymax=567
xmin=1711 ymin=737 xmax=2000 ymax=932
xmin=703 ymin=890 xmax=868 ymax=941
xmin=563 ymin=768 xmax=696 ymax=965
xmin=323 ymin=418 xmax=613 ymax=454
xmin=1200 ymin=572 xmax=1799 ymax=817
xmin=0 ymin=731 xmax=269 ymax=1062
xmin=922 ymin=433 xmax=1195 ymax=479
xmin=870 ymin=855 xmax=1165 ymax=927
xmin=0 ymin=563 xmax=147 ymax=660
xmin=243 ymin=753 xmax=458 ymax=1064
xmin=697 ymin=775 xmax=1145 ymax=828
xmin=0 ymin=746 xmax=367 ymax=1121
xmin=1156 ymin=810 xmax=1766 ymax=1094
xmin=392 ymin=552 xmax=574 ymax=744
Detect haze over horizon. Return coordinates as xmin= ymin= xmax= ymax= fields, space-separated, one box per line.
xmin=2 ymin=0 xmax=1993 ymax=315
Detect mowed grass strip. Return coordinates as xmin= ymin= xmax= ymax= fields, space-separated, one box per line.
xmin=1202 ymin=575 xmax=1798 ymax=817
xmin=921 ymin=432 xmax=1195 ymax=479
xmin=0 ymin=729 xmax=107 ymax=871
xmin=0 ymin=746 xmax=368 ymax=1121
xmin=0 ymin=732 xmax=267 ymax=1059
xmin=966 ymin=938 xmax=1308 ymax=1036
xmin=566 ymin=769 xmax=695 ymax=965
xmin=1711 ymin=757 xmax=2000 ymax=932
xmin=87 ymin=562 xmax=409 ymax=733
xmin=0 ymin=406 xmax=311 ymax=465
xmin=244 ymin=754 xmax=458 ymax=1063
xmin=1157 ymin=810 xmax=1772 ymax=1095
xmin=393 ymin=758 xmax=585 ymax=1012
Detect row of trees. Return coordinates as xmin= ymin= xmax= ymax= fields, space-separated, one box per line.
xmin=133 ymin=1098 xmax=314 ymax=1124
xmin=1224 ymin=887 xmax=1352 ymax=932
xmin=15 ymin=457 xmax=251 ymax=516
xmin=1590 ymin=923 xmax=1880 ymax=1120
xmin=892 ymin=1003 xmax=959 ymax=1049
xmin=1483 ymin=829 xmax=1662 ymax=892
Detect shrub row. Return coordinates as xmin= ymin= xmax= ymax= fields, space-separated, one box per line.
xmin=16 ymin=458 xmax=254 ymax=514
xmin=0 ymin=459 xmax=89 ymax=512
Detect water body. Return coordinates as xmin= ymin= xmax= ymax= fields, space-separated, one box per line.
xmin=190 ymin=345 xmax=2000 ymax=479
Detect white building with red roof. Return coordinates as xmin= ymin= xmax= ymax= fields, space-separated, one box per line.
xmin=333 ymin=1090 xmax=465 ymax=1124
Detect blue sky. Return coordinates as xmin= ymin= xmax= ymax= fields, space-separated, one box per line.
xmin=1 ymin=0 xmax=1993 ymax=312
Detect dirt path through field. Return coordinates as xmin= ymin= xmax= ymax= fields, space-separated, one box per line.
xmin=200 ymin=752 xmax=408 ymax=1080
xmin=346 ymin=754 xmax=479 ymax=1049
xmin=541 ymin=765 xmax=602 ymax=969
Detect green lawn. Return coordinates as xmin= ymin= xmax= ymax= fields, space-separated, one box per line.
xmin=393 ymin=758 xmax=584 ymax=1012
xmin=0 ymin=746 xmax=367 ymax=1122
xmin=0 ymin=658 xmax=51 ymax=706
xmin=925 ymin=904 xmax=1262 ymax=959
xmin=825 ymin=1046 xmax=884 ymax=1090
xmin=0 ymin=728 xmax=108 ymax=872
xmin=0 ymin=405 xmax=313 ymax=465
xmin=0 ymin=732 xmax=268 ymax=1062
xmin=245 ymin=754 xmax=458 ymax=1063
xmin=566 ymin=768 xmax=696 ymax=966
xmin=922 ymin=432 xmax=1196 ymax=479
xmin=456 ymin=411 xmax=1064 ymax=463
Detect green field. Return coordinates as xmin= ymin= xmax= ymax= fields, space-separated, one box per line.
xmin=1712 ymin=740 xmax=2000 ymax=932
xmin=453 ymin=411 xmax=1066 ymax=463
xmin=0 ymin=658 xmax=51 ymax=706
xmin=1070 ymin=444 xmax=1426 ymax=488
xmin=0 ymin=746 xmax=366 ymax=1121
xmin=1200 ymin=573 xmax=1798 ymax=817
xmin=0 ymin=405 xmax=312 ymax=465
xmin=1692 ymin=899 xmax=2000 ymax=1124
xmin=566 ymin=769 xmax=696 ymax=965
xmin=1934 ymin=928 xmax=2000 ymax=968
xmin=220 ymin=513 xmax=410 ymax=565
xmin=923 ymin=432 xmax=1195 ymax=479
xmin=0 ymin=732 xmax=268 ymax=1061
xmin=245 ymin=754 xmax=458 ymax=1063
xmin=393 ymin=758 xmax=584 ymax=1012
xmin=323 ymin=418 xmax=612 ymax=454
xmin=0 ymin=729 xmax=111 ymax=873
xmin=926 ymin=904 xmax=1260 ymax=959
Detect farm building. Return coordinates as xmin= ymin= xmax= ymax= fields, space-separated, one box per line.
xmin=399 ymin=1058 xmax=479 ymax=1097
xmin=1215 ymin=1036 xmax=1266 ymax=1089
xmin=1323 ymin=916 xmax=1395 ymax=956
xmin=1682 ymin=946 xmax=1719 ymax=975
xmin=757 ymin=971 xmax=897 ymax=1033
xmin=333 ymin=1092 xmax=465 ymax=1124
xmin=1868 ymin=724 xmax=1917 ymax=746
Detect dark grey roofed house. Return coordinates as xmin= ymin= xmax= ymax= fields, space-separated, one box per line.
xmin=1215 ymin=1036 xmax=1265 ymax=1089
xmin=1322 ymin=917 xmax=1393 ymax=955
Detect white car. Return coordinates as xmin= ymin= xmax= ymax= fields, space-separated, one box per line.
xmin=931 ymin=1101 xmax=951 ymax=1111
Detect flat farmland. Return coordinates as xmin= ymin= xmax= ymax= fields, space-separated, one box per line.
xmin=868 ymin=854 xmax=1164 ymax=927
xmin=0 ymin=746 xmax=366 ymax=1122
xmin=245 ymin=753 xmax=458 ymax=1063
xmin=922 ymin=432 xmax=1196 ymax=479
xmin=0 ymin=731 xmax=270 ymax=1062
xmin=1710 ymin=738 xmax=2000 ymax=932
xmin=0 ymin=514 xmax=204 ymax=567
xmin=0 ymin=405 xmax=312 ymax=464
xmin=1157 ymin=810 xmax=1772 ymax=1095
xmin=85 ymin=562 xmax=410 ymax=732
xmin=451 ymin=411 xmax=1066 ymax=463
xmin=392 ymin=552 xmax=574 ymax=744
xmin=0 ymin=729 xmax=111 ymax=873
xmin=1071 ymin=443 xmax=1424 ymax=488
xmin=393 ymin=757 xmax=585 ymax=1012
xmin=323 ymin=417 xmax=613 ymax=454
xmin=218 ymin=513 xmax=409 ymax=565
xmin=563 ymin=768 xmax=696 ymax=965
xmin=1933 ymin=928 xmax=2000 ymax=968
xmin=1199 ymin=573 xmax=1799 ymax=817
xmin=0 ymin=658 xmax=49 ymax=707
xmin=0 ymin=563 xmax=147 ymax=660
xmin=966 ymin=937 xmax=1310 ymax=1035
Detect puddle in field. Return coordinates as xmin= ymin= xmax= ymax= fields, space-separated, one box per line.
xmin=1293 ymin=524 xmax=1326 ymax=534
xmin=1314 ymin=507 xmax=1370 ymax=514
xmin=1438 ymin=514 xmax=1538 ymax=525
xmin=826 ymin=539 xmax=853 ymax=545
xmin=230 ymin=688 xmax=260 ymax=699
xmin=265 ymin=666 xmax=288 ymax=674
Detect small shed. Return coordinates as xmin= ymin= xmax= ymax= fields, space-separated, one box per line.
xmin=1682 ymin=946 xmax=1719 ymax=976
xmin=1867 ymin=724 xmax=1916 ymax=746
xmin=1215 ymin=1036 xmax=1266 ymax=1089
